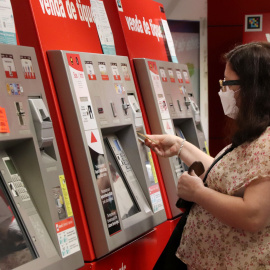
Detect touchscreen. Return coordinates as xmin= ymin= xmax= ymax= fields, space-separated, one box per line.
xmin=104 ymin=138 xmax=140 ymax=220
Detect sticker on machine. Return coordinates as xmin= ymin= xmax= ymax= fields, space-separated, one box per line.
xmin=98 ymin=62 xmax=109 ymax=80
xmin=0 ymin=107 xmax=10 ymax=133
xmin=85 ymin=60 xmax=97 ymax=80
xmin=176 ymin=69 xmax=183 ymax=83
xmin=116 ymin=0 xmax=123 ymax=12
xmin=6 ymin=83 xmax=23 ymax=95
xmin=159 ymin=67 xmax=167 ymax=82
xmin=67 ymin=53 xmax=98 ymax=131
xmin=78 ymin=99 xmax=97 ymax=130
xmin=111 ymin=63 xmax=121 ymax=80
xmin=87 ymin=131 xmax=122 ymax=235
xmin=162 ymin=119 xmax=174 ymax=135
xmin=182 ymin=70 xmax=190 ymax=84
xmin=114 ymin=83 xmax=125 ymax=94
xmin=55 ymin=217 xmax=81 ymax=258
xmin=59 ymin=175 xmax=73 ymax=217
xmin=86 ymin=129 xmax=104 ymax=154
xmin=179 ymin=85 xmax=186 ymax=95
xmin=168 ymin=68 xmax=175 ymax=83
xmin=20 ymin=56 xmax=36 ymax=79
xmin=147 ymin=61 xmax=170 ymax=119
xmin=121 ymin=63 xmax=130 ymax=81
xmin=1 ymin=54 xmax=17 ymax=78
xmin=149 ymin=184 xmax=164 ymax=213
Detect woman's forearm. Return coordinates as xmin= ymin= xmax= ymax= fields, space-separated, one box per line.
xmin=178 ymin=139 xmax=214 ymax=177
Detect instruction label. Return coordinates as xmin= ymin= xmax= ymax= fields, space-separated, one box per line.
xmin=55 ymin=217 xmax=80 ymax=258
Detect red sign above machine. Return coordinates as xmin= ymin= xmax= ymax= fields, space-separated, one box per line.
xmin=13 ymin=0 xmax=102 ymax=54
xmin=103 ymin=0 xmax=169 ymax=61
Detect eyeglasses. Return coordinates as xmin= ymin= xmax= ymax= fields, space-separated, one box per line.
xmin=219 ymin=79 xmax=240 ymax=92
xmin=219 ymin=79 xmax=240 ymax=88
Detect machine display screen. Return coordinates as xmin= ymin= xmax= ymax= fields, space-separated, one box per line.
xmin=104 ymin=139 xmax=140 ymax=220
xmin=0 ymin=173 xmax=37 ymax=269
xmin=113 ymin=139 xmax=122 ymax=151
xmin=4 ymin=159 xmax=18 ymax=175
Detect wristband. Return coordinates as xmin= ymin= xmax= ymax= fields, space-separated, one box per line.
xmin=177 ymin=139 xmax=186 ymax=158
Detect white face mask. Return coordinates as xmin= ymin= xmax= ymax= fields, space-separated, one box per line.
xmin=218 ymin=86 xmax=239 ymax=119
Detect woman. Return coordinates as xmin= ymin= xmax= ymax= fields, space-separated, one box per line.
xmin=145 ymin=42 xmax=270 ymax=269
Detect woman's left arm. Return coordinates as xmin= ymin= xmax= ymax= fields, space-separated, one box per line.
xmin=177 ymin=173 xmax=270 ymax=232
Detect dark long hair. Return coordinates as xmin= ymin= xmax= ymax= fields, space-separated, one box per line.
xmin=224 ymin=42 xmax=270 ymax=147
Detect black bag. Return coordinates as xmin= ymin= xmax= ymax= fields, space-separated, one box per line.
xmin=153 ymin=208 xmax=189 ymax=270
xmin=153 ymin=146 xmax=235 ymax=270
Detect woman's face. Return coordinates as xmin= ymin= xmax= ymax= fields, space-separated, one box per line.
xmin=224 ymin=62 xmax=241 ymax=106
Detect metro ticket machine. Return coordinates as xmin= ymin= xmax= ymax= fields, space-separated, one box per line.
xmin=0 ymin=44 xmax=83 ymax=269
xmin=134 ymin=59 xmax=208 ymax=217
xmin=47 ymin=51 xmax=167 ymax=259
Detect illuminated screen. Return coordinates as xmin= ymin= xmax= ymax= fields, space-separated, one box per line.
xmin=4 ymin=159 xmax=17 ymax=175
xmin=113 ymin=139 xmax=122 ymax=151
xmin=104 ymin=138 xmax=140 ymax=220
xmin=0 ymin=173 xmax=37 ymax=269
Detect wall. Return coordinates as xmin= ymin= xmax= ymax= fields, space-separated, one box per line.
xmin=155 ymin=0 xmax=209 ymax=143
xmin=208 ymin=0 xmax=270 ymax=156
xmin=157 ymin=0 xmax=206 ymax=21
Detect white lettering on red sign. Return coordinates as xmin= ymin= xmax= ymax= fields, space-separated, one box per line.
xmin=38 ymin=0 xmax=94 ymax=28
xmin=125 ymin=14 xmax=163 ymax=42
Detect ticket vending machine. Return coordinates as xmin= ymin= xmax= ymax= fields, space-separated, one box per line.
xmin=47 ymin=51 xmax=167 ymax=259
xmin=0 ymin=44 xmax=84 ymax=269
xmin=134 ymin=59 xmax=208 ymax=217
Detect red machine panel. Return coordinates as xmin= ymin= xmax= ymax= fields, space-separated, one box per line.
xmin=80 ymin=219 xmax=179 ymax=270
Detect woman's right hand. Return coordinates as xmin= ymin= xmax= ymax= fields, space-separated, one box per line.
xmin=144 ymin=134 xmax=183 ymax=158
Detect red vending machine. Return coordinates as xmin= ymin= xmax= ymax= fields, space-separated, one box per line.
xmin=10 ymin=0 xmax=175 ymax=268
xmin=102 ymin=0 xmax=208 ymax=246
xmin=102 ymin=0 xmax=178 ymax=219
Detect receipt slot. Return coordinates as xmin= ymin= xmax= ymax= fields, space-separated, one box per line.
xmin=29 ymin=99 xmax=54 ymax=149
xmin=47 ymin=51 xmax=167 ymax=258
xmin=0 ymin=44 xmax=83 ymax=270
xmin=134 ymin=58 xmax=208 ymax=217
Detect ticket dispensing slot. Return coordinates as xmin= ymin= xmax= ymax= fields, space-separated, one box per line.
xmin=184 ymin=97 xmax=191 ymax=110
xmin=187 ymin=93 xmax=200 ymax=124
xmin=29 ymin=99 xmax=53 ymax=149
xmin=127 ymin=94 xmax=143 ymax=128
xmin=128 ymin=94 xmax=140 ymax=113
